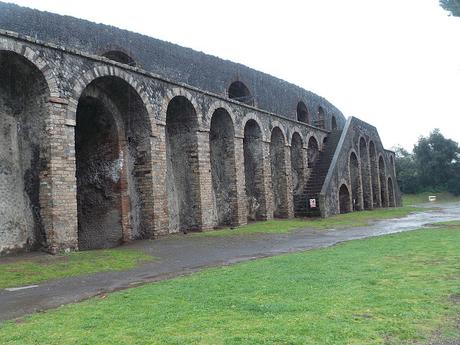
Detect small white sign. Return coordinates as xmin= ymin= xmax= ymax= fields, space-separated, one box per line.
xmin=428 ymin=195 xmax=436 ymax=202
xmin=309 ymin=198 xmax=317 ymax=208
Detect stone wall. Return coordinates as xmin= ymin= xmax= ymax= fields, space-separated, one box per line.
xmin=0 ymin=29 xmax=399 ymax=255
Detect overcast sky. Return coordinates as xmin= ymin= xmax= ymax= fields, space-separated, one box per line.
xmin=8 ymin=0 xmax=460 ymax=151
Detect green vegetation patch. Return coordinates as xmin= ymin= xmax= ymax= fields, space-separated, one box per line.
xmin=403 ymin=192 xmax=460 ymax=206
xmin=2 ymin=224 xmax=459 ymax=344
xmin=195 ymin=206 xmax=421 ymax=237
xmin=0 ymin=249 xmax=153 ymax=289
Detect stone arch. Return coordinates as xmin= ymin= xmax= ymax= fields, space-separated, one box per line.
xmin=209 ymin=108 xmax=238 ymax=226
xmin=291 ymin=132 xmax=305 ymax=216
xmin=307 ymin=136 xmax=320 ymax=168
xmin=369 ymin=141 xmax=380 ymax=207
xmin=69 ymin=65 xmax=156 ymax=135
xmin=270 ymin=121 xmax=288 ymax=145
xmin=270 ymin=127 xmax=288 ymax=218
xmin=204 ymin=100 xmax=237 ymax=129
xmin=287 ymin=127 xmax=305 ymax=146
xmin=331 ymin=116 xmax=337 ymax=130
xmin=359 ymin=137 xmax=372 ymax=210
xmin=378 ymin=155 xmax=388 ymax=207
xmin=339 ymin=184 xmax=351 ymax=214
xmin=388 ymin=177 xmax=395 ymax=207
xmin=243 ymin=119 xmax=265 ymax=221
xmin=165 ymin=96 xmax=201 ymax=232
xmin=297 ymin=101 xmax=310 ymax=124
xmin=239 ymin=113 xmax=267 ymax=142
xmin=349 ymin=151 xmax=362 ymax=211
xmin=0 ymin=44 xmax=60 ymax=97
xmin=228 ymin=81 xmax=253 ymax=105
xmin=0 ymin=49 xmax=52 ymax=253
xmin=75 ymin=75 xmax=154 ymax=249
xmin=317 ymin=106 xmax=325 ymax=129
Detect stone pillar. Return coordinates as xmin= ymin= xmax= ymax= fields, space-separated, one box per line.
xmin=261 ymin=141 xmax=274 ymax=220
xmin=151 ymin=123 xmax=169 ymax=236
xmin=41 ymin=98 xmax=78 ymax=253
xmin=196 ymin=129 xmax=214 ymax=230
xmin=234 ymin=136 xmax=248 ymax=226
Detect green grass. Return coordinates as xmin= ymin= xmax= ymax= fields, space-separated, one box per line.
xmin=403 ymin=191 xmax=460 ymax=206
xmin=0 ymin=249 xmax=153 ymax=289
xmin=2 ymin=224 xmax=459 ymax=345
xmin=194 ymin=206 xmax=421 ymax=237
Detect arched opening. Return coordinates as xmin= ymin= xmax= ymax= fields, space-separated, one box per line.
xmin=316 ymin=106 xmax=325 ymax=129
xmin=359 ymin=138 xmax=372 ymax=210
xmin=339 ymin=184 xmax=351 ymax=214
xmin=228 ymin=81 xmax=253 ymax=105
xmin=379 ymin=156 xmax=388 ymax=207
xmin=291 ymin=132 xmax=305 ymax=215
xmin=243 ymin=120 xmax=264 ymax=221
xmin=0 ymin=51 xmax=49 ymax=252
xmin=388 ymin=177 xmax=395 ymax=207
xmin=369 ymin=141 xmax=379 ymax=207
xmin=350 ymin=152 xmax=362 ymax=211
xmin=76 ymin=76 xmax=153 ymax=250
xmin=297 ymin=101 xmax=309 ymax=124
xmin=331 ymin=116 xmax=337 ymax=130
xmin=101 ymin=51 xmax=136 ymax=66
xmin=307 ymin=137 xmax=319 ymax=168
xmin=166 ymin=96 xmax=201 ymax=232
xmin=210 ymin=108 xmax=237 ymax=226
xmin=270 ymin=127 xmax=288 ymax=218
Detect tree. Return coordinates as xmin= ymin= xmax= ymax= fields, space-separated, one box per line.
xmin=413 ymin=129 xmax=459 ymax=191
xmin=440 ymin=0 xmax=460 ymax=17
xmin=394 ymin=146 xmax=419 ymax=194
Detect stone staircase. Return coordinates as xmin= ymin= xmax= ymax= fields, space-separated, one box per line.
xmin=294 ymin=130 xmax=342 ymax=217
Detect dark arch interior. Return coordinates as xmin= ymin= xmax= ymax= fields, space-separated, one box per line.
xmin=102 ymin=50 xmax=136 ymax=66
xmin=339 ymin=184 xmax=351 ymax=214
xmin=359 ymin=138 xmax=372 ymax=210
xmin=388 ymin=177 xmax=395 ymax=207
xmin=379 ymin=156 xmax=388 ymax=207
xmin=369 ymin=141 xmax=379 ymax=207
xmin=166 ymin=96 xmax=201 ymax=232
xmin=243 ymin=120 xmax=264 ymax=220
xmin=76 ymin=76 xmax=152 ymax=250
xmin=297 ymin=101 xmax=309 ymax=124
xmin=210 ymin=108 xmax=237 ymax=226
xmin=350 ymin=152 xmax=361 ymax=211
xmin=291 ymin=133 xmax=304 ymax=215
xmin=270 ymin=127 xmax=287 ymax=218
xmin=0 ymin=51 xmax=49 ymax=251
xmin=307 ymin=137 xmax=319 ymax=168
xmin=331 ymin=116 xmax=337 ymax=130
xmin=316 ymin=106 xmax=325 ymax=128
xmin=228 ymin=81 xmax=253 ymax=105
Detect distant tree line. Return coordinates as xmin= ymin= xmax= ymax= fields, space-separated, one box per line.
xmin=394 ymin=129 xmax=460 ymax=195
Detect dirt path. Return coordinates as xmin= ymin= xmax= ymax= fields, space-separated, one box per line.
xmin=1 ymin=203 xmax=459 ymax=322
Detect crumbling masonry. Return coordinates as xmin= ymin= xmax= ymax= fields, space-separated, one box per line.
xmin=0 ymin=3 xmax=401 ymax=254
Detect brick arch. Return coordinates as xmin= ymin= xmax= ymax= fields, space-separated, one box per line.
xmin=160 ymin=87 xmax=201 ymax=127
xmin=68 ymin=65 xmax=156 ymax=135
xmin=289 ymin=127 xmax=305 ymax=146
xmin=1 ymin=44 xmax=59 ymax=98
xmin=270 ymin=121 xmax=288 ymax=145
xmin=239 ymin=113 xmax=267 ymax=141
xmin=204 ymin=101 xmax=237 ymax=130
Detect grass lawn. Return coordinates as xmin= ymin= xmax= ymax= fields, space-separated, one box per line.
xmin=194 ymin=205 xmax=421 ymax=237
xmin=0 ymin=249 xmax=153 ymax=289
xmin=1 ymin=223 xmax=459 ymax=345
xmin=403 ymin=191 xmax=460 ymax=206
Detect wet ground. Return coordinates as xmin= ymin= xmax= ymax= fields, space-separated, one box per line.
xmin=1 ymin=202 xmax=459 ymax=322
